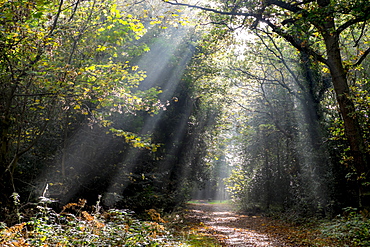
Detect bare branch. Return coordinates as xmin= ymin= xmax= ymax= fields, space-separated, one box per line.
xmin=259 ymin=82 xmax=294 ymax=139
xmin=257 ymin=30 xmax=304 ymax=91
xmin=163 ymin=1 xmax=259 ymax=18
xmin=262 ymin=19 xmax=328 ymax=66
xmin=337 ymin=16 xmax=370 ymax=35
xmin=67 ymin=0 xmax=81 ymax=22
xmin=163 ymin=1 xmax=327 ymax=66
xmin=49 ymin=0 xmax=64 ymax=36
xmin=336 ymin=7 xmax=370 ymax=34
xmin=267 ymin=0 xmax=303 ymax=13
xmin=351 ymin=47 xmax=370 ymax=68
xmin=353 ymin=21 xmax=367 ymax=47
xmin=293 ymin=0 xmax=315 ymax=6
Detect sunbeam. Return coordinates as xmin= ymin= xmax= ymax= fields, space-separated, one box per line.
xmin=38 ymin=20 xmax=200 ymax=208
xmin=103 ymin=25 xmax=197 ymax=207
xmin=2 ymin=0 xmax=369 ymax=245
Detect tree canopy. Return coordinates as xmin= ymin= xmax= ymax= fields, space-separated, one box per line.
xmin=0 ymin=0 xmax=370 ymax=233
xmin=163 ymin=0 xmax=370 ymax=208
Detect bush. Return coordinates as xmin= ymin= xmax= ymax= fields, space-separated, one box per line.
xmin=0 ymin=196 xmax=183 ymax=246
xmin=321 ymin=207 xmax=370 ymax=246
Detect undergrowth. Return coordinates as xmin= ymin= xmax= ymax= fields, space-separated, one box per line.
xmin=0 ymin=194 xmax=214 ymax=246
xmin=267 ymin=207 xmax=370 ymax=246
xmin=8 ymin=196 xmax=370 ymax=246
xmin=187 ymin=200 xmax=231 ymax=205
xmin=320 ymin=207 xmax=370 ymax=246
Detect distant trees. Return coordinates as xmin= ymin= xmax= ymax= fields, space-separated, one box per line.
xmin=164 ymin=0 xmax=370 ymax=209
xmin=210 ymin=33 xmax=329 ymax=215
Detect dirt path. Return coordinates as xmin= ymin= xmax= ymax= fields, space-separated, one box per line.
xmin=185 ymin=203 xmax=297 ymax=247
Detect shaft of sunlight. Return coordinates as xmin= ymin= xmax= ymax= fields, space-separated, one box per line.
xmin=104 ymin=25 xmax=197 ymax=206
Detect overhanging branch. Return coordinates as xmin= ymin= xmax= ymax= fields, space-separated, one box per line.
xmin=163 ymin=0 xmax=328 ymax=66
xmin=263 ymin=19 xmax=328 ymax=66
xmin=163 ymin=1 xmax=259 ymax=18
xmin=337 ymin=15 xmax=370 ymax=35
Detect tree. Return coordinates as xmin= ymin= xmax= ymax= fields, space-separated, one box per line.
xmin=0 ymin=0 xmax=161 ymax=220
xmin=163 ymin=0 xmax=370 ymax=207
xmin=219 ymin=35 xmax=332 ymax=214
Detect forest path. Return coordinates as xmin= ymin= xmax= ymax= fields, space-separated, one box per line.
xmin=184 ymin=202 xmax=298 ymax=247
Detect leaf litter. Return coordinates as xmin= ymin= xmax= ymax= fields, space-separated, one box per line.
xmin=182 ymin=202 xmax=343 ymax=247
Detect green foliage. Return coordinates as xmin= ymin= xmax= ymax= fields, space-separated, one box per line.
xmin=0 ymin=0 xmax=163 ymax=163
xmin=0 ymin=0 xmax=171 ymax=217
xmin=182 ymin=234 xmax=221 ymax=247
xmin=321 ymin=208 xmax=370 ymax=246
xmin=164 ymin=0 xmax=370 ymax=212
xmin=0 ymin=197 xmax=185 ymax=246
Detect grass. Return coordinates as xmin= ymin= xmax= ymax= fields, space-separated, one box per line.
xmin=182 ymin=234 xmax=222 ymax=246
xmin=187 ymin=199 xmax=232 ymax=205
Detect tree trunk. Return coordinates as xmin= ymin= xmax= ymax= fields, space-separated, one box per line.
xmin=319 ymin=1 xmax=370 ymax=207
